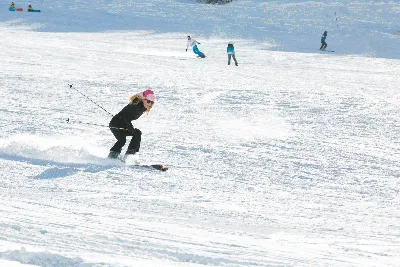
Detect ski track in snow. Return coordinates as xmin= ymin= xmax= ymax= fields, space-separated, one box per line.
xmin=1 ymin=0 xmax=400 ymax=266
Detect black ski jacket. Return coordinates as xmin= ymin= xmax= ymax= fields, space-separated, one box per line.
xmin=109 ymin=101 xmax=146 ymax=132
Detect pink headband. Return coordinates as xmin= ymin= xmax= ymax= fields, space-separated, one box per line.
xmin=141 ymin=89 xmax=156 ymax=102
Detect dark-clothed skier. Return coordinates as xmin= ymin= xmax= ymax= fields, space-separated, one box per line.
xmin=320 ymin=31 xmax=328 ymax=50
xmin=227 ymin=42 xmax=238 ymax=66
xmin=108 ymin=89 xmax=156 ymax=161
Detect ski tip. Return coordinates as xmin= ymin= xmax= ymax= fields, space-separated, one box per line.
xmin=151 ymin=164 xmax=169 ymax=171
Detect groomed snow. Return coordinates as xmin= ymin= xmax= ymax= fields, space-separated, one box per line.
xmin=0 ymin=0 xmax=399 ymax=266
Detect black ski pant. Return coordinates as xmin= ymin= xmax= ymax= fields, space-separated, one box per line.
xmin=320 ymin=42 xmax=327 ymax=50
xmin=228 ymin=54 xmax=238 ymax=65
xmin=110 ymin=128 xmax=142 ymax=154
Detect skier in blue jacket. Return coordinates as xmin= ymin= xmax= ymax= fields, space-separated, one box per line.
xmin=320 ymin=31 xmax=328 ymax=50
xmin=227 ymin=42 xmax=238 ymax=66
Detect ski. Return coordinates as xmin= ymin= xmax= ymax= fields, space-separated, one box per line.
xmin=105 ymin=155 xmax=169 ymax=171
xmin=318 ymin=49 xmax=335 ymax=52
xmin=117 ymin=157 xmax=168 ymax=171
xmin=141 ymin=164 xmax=169 ymax=171
xmin=124 ymin=163 xmax=168 ymax=171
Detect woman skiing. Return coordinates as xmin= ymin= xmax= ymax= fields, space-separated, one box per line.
xmin=320 ymin=31 xmax=328 ymax=50
xmin=108 ymin=89 xmax=156 ymax=161
xmin=227 ymin=41 xmax=238 ymax=66
xmin=186 ymin=36 xmax=205 ymax=58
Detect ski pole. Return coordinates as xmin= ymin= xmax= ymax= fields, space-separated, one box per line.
xmin=68 ymin=84 xmax=114 ymax=117
xmin=66 ymin=118 xmax=127 ymax=131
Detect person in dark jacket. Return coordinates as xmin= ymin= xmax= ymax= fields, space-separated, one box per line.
xmin=320 ymin=31 xmax=328 ymax=50
xmin=227 ymin=41 xmax=238 ymax=66
xmin=108 ymin=89 xmax=156 ymax=161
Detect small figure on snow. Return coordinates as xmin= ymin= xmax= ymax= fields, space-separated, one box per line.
xmin=227 ymin=42 xmax=238 ymax=66
xmin=186 ymin=36 xmax=205 ymax=58
xmin=27 ymin=4 xmax=33 ymax=10
xmin=108 ymin=89 xmax=156 ymax=161
xmin=9 ymin=2 xmax=15 ymax=8
xmin=319 ymin=31 xmax=328 ymax=50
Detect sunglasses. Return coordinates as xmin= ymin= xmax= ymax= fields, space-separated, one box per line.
xmin=146 ymin=100 xmax=154 ymax=105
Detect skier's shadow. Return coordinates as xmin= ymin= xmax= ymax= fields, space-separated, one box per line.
xmin=0 ymin=153 xmax=119 ymax=179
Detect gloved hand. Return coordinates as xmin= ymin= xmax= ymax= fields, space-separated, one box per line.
xmin=129 ymin=128 xmax=142 ymax=137
xmin=127 ymin=125 xmax=135 ymax=134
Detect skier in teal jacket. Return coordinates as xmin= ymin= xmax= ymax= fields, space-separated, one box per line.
xmin=227 ymin=42 xmax=238 ymax=66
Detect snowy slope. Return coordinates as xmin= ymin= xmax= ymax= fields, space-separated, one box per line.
xmin=1 ymin=0 xmax=400 ymax=267
xmin=1 ymin=0 xmax=400 ymax=58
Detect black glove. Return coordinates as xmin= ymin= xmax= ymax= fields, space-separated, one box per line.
xmin=186 ymin=49 xmax=187 ymax=52
xmin=127 ymin=124 xmax=135 ymax=134
xmin=129 ymin=128 xmax=142 ymax=137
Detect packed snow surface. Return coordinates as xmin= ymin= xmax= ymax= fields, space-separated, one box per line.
xmin=0 ymin=0 xmax=399 ymax=266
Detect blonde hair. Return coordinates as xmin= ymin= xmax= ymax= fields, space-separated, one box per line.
xmin=129 ymin=94 xmax=151 ymax=114
xmin=129 ymin=94 xmax=142 ymax=105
